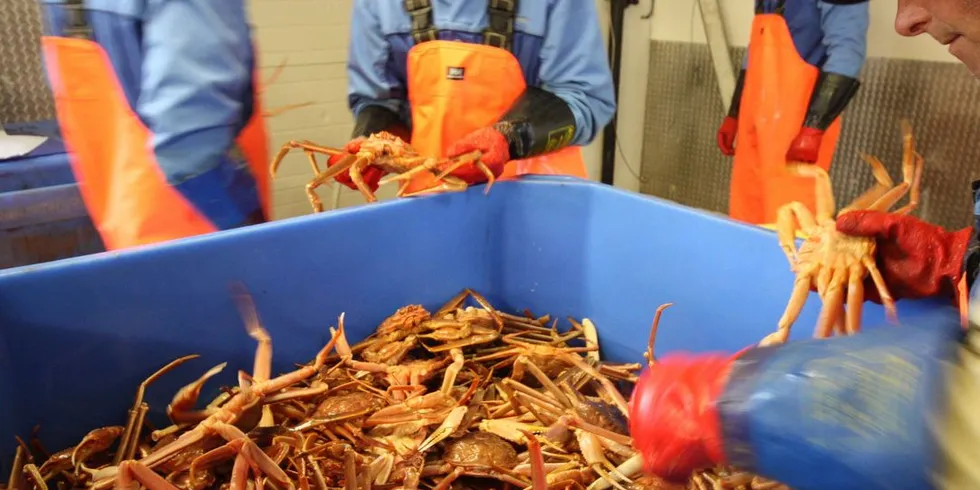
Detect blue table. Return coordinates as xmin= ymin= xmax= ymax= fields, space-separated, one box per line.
xmin=0 ymin=120 xmax=103 ymax=269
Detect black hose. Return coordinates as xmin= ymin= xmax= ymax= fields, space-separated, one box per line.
xmin=600 ymin=0 xmax=637 ymax=185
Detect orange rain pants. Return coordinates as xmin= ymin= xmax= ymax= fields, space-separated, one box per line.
xmin=41 ymin=36 xmax=270 ymax=250
xmin=729 ymin=14 xmax=843 ymax=225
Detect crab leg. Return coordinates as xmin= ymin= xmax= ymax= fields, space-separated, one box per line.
xmin=519 ymin=430 xmax=548 ymax=490
xmin=116 ymin=460 xmax=182 ymax=490
xmin=862 ymin=257 xmax=898 ymax=322
xmin=845 ymin=263 xmax=865 ymax=335
xmin=814 ymin=268 xmax=846 ymax=339
xmin=644 ymin=303 xmax=672 ymax=368
xmin=840 ymin=153 xmax=895 ymax=214
xmin=763 ymin=266 xmax=814 ymax=346
xmin=787 ymin=165 xmax=836 ymax=222
xmin=893 ymin=151 xmax=924 ymax=215
xmin=775 ymin=202 xmax=817 ymax=267
xmin=306 ymin=155 xmax=359 ymax=211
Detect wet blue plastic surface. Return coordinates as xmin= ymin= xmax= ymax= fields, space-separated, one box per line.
xmin=0 ymin=177 xmax=948 ymax=473
xmin=720 ymin=310 xmax=961 ymax=490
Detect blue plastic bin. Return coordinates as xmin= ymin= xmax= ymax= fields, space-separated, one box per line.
xmin=0 ymin=177 xmax=948 ymax=472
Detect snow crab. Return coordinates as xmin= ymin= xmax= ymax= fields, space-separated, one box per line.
xmin=762 ymin=120 xmax=924 ymax=345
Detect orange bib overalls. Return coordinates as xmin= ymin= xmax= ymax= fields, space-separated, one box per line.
xmin=729 ymin=2 xmax=843 ymax=225
xmin=399 ymin=0 xmax=587 ymax=193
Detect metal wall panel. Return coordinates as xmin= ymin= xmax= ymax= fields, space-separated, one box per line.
xmin=1 ymin=0 xmax=55 ymax=124
xmin=640 ymin=41 xmax=980 ymax=230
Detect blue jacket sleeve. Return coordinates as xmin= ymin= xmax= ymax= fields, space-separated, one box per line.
xmin=139 ymin=0 xmax=261 ymax=229
xmin=347 ymin=0 xmax=407 ymax=120
xmin=537 ymin=0 xmax=617 ymax=147
xmin=816 ymin=2 xmax=869 ymax=78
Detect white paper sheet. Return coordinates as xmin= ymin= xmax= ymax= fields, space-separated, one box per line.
xmin=0 ymin=133 xmax=49 ymax=160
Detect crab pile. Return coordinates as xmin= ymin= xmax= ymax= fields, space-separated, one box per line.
xmin=3 ymin=289 xmax=788 ymax=490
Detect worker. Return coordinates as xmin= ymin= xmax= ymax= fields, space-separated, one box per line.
xmin=37 ymin=0 xmax=270 ymax=250
xmin=630 ymin=2 xmax=980 ymax=486
xmin=323 ymin=0 xmax=617 ymax=196
xmin=717 ymin=0 xmax=869 ymax=225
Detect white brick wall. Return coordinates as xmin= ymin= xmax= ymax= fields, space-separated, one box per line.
xmin=250 ymin=0 xmax=610 ymax=221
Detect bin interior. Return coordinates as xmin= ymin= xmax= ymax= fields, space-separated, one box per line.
xmin=0 ymin=177 xmax=946 ymax=472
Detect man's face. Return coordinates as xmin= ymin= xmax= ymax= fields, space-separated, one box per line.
xmin=896 ymin=0 xmax=980 ymax=77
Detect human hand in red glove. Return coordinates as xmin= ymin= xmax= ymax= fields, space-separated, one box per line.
xmin=444 ymin=126 xmax=510 ymax=184
xmin=836 ymin=210 xmax=973 ymax=303
xmin=327 ymin=137 xmax=384 ymax=192
xmin=716 ymin=117 xmax=738 ymax=156
xmin=785 ymin=127 xmax=824 ymax=164
xmin=629 ymin=353 xmax=734 ymax=481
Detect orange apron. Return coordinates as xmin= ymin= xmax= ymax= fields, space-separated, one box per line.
xmin=729 ymin=13 xmax=843 ymax=225
xmin=397 ymin=2 xmax=586 ymax=194
xmin=40 ymin=35 xmax=270 ymax=251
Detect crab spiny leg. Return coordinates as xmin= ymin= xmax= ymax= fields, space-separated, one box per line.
xmin=305 ymin=151 xmax=322 ymax=176
xmin=519 ymin=430 xmax=548 ymax=490
xmin=894 ymin=151 xmax=925 ymax=215
xmin=645 ymin=303 xmax=672 ymax=368
xmin=862 ymin=257 xmax=898 ymax=322
xmin=434 ymin=151 xmax=485 ymax=181
xmin=845 ymin=263 xmax=865 ymax=335
xmin=814 ymin=268 xmax=846 ymax=339
xmin=868 ymin=181 xmax=911 ymax=213
xmin=116 ymin=460 xmax=183 ymax=490
xmin=306 ymin=155 xmax=358 ymax=212
xmin=787 ymin=164 xmax=837 ymax=222
xmin=764 ymin=269 xmax=814 ymax=346
xmin=775 ymin=203 xmax=816 ymax=267
xmin=270 ymin=143 xmax=295 ymax=178
xmin=348 ymin=158 xmax=380 ymax=203
xmin=833 ymin=301 xmax=847 ymax=337
xmin=167 ymin=362 xmax=227 ymax=424
xmin=840 ymin=153 xmax=895 ymax=213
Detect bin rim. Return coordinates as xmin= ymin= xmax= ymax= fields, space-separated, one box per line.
xmin=0 ymin=176 xmax=777 ymax=277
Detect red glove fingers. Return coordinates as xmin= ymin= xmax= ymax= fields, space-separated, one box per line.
xmin=836 ymin=210 xmax=973 ymax=302
xmin=716 ymin=117 xmax=738 ymax=156
xmin=785 ymin=127 xmax=825 ymax=164
xmin=444 ymin=127 xmax=511 ymax=184
xmin=327 ymin=137 xmax=383 ymax=192
xmin=629 ymin=353 xmax=733 ymax=481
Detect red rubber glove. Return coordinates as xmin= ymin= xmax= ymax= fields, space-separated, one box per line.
xmin=836 ymin=210 xmax=973 ymax=303
xmin=629 ymin=353 xmax=734 ymax=481
xmin=444 ymin=127 xmax=510 ymax=184
xmin=327 ymin=137 xmax=384 ymax=192
xmin=716 ymin=117 xmax=738 ymax=156
xmin=785 ymin=127 xmax=824 ymax=163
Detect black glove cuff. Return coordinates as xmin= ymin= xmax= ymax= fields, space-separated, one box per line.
xmin=352 ymin=105 xmax=408 ymax=139
xmin=493 ymin=87 xmax=577 ymax=160
xmin=727 ymin=69 xmax=748 ymax=119
xmin=803 ymin=72 xmax=861 ymax=130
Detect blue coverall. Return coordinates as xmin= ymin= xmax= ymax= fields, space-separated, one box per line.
xmin=743 ymin=0 xmax=869 ymax=78
xmin=39 ymin=0 xmax=263 ymax=229
xmin=347 ymin=0 xmax=617 ymax=148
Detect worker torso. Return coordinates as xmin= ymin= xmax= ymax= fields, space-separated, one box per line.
xmin=369 ymin=0 xmax=552 ymax=90
xmin=753 ymin=0 xmax=867 ymax=76
xmin=39 ymin=0 xmax=269 ymax=249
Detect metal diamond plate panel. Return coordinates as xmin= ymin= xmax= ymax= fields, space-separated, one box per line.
xmin=641 ymin=41 xmax=980 ymax=230
xmin=1 ymin=0 xmax=55 ymax=124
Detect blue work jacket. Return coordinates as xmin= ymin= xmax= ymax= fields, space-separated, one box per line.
xmin=743 ymin=0 xmax=870 ymax=78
